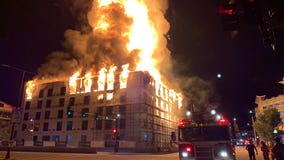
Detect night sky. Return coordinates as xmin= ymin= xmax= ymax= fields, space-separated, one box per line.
xmin=0 ymin=0 xmax=284 ymax=128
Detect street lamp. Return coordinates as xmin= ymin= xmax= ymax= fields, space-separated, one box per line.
xmin=249 ymin=110 xmax=257 ymax=142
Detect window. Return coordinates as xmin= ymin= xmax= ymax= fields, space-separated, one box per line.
xmin=59 ymin=98 xmax=65 ymax=107
xmin=22 ymin=124 xmax=27 ymax=131
xmin=105 ymin=120 xmax=112 ymax=130
xmin=56 ymin=122 xmax=62 ymax=131
xmin=57 ymin=110 xmax=63 ymax=119
xmin=69 ymin=97 xmax=75 ymax=106
xmin=43 ymin=122 xmax=49 ymax=131
xmin=97 ymin=107 xmax=103 ymax=116
xmin=35 ymin=112 xmax=41 ymax=120
xmin=44 ymin=111 xmax=50 ymax=119
xmin=33 ymin=136 xmax=38 ymax=142
xmin=96 ymin=120 xmax=102 ymax=130
xmin=39 ymin=89 xmax=44 ymax=98
xmin=60 ymin=87 xmax=66 ymax=96
xmin=67 ymin=121 xmax=73 ymax=131
xmin=23 ymin=112 xmax=29 ymax=121
xmin=42 ymin=136 xmax=50 ymax=141
xmin=47 ymin=88 xmax=53 ymax=97
xmin=25 ymin=102 xmax=31 ymax=110
xmin=81 ymin=135 xmax=87 ymax=142
xmin=46 ymin=99 xmax=51 ymax=108
xmin=82 ymin=120 xmax=88 ymax=130
xmin=81 ymin=108 xmax=89 ymax=118
xmin=84 ymin=95 xmax=90 ymax=105
xmin=52 ymin=135 xmax=60 ymax=142
xmin=34 ymin=122 xmax=39 ymax=131
xmin=106 ymin=106 xmax=112 ymax=116
xmin=37 ymin=100 xmax=43 ymax=109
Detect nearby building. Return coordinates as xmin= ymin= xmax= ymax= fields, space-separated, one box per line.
xmin=255 ymin=78 xmax=284 ymax=140
xmin=16 ymin=70 xmax=183 ymax=152
xmin=0 ymin=101 xmax=13 ymax=141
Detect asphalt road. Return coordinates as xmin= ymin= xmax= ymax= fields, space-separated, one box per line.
xmin=0 ymin=146 xmax=268 ymax=160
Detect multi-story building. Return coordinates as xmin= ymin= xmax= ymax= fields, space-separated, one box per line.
xmin=16 ymin=70 xmax=183 ymax=152
xmin=254 ymin=79 xmax=284 ymax=140
xmin=0 ymin=101 xmax=13 ymax=141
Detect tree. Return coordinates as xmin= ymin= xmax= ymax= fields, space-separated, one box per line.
xmin=254 ymin=108 xmax=281 ymax=142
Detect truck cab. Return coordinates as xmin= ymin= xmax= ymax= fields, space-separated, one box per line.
xmin=178 ymin=118 xmax=236 ymax=160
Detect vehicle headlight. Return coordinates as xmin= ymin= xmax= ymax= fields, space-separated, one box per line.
xmin=181 ymin=151 xmax=188 ymax=157
xmin=219 ymin=150 xmax=228 ymax=157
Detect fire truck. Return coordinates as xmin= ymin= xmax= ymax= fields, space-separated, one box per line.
xmin=178 ymin=117 xmax=236 ymax=160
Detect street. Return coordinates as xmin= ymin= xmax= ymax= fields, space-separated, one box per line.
xmin=0 ymin=146 xmax=267 ymax=160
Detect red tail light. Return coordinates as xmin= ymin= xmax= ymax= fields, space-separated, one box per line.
xmin=179 ymin=144 xmax=194 ymax=153
xmin=186 ymin=146 xmax=192 ymax=152
xmin=179 ymin=144 xmax=195 ymax=158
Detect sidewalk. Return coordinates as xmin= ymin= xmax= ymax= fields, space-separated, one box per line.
xmin=235 ymin=146 xmax=265 ymax=160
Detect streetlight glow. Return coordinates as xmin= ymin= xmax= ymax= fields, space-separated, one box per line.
xmin=210 ymin=109 xmax=216 ymax=115
xmin=186 ymin=111 xmax=191 ymax=117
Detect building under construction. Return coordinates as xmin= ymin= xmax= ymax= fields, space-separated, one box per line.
xmin=16 ymin=70 xmax=183 ymax=152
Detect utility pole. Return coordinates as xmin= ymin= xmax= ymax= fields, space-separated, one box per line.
xmin=249 ymin=110 xmax=257 ymax=144
xmin=1 ymin=64 xmax=35 ymax=160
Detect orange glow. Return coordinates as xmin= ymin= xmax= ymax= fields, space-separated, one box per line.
xmin=106 ymin=92 xmax=113 ymax=100
xmin=119 ymin=64 xmax=129 ymax=88
xmin=84 ymin=72 xmax=92 ymax=93
xmin=107 ymin=65 xmax=117 ymax=90
xmin=98 ymin=93 xmax=104 ymax=100
xmin=69 ymin=72 xmax=80 ymax=94
xmin=98 ymin=68 xmax=107 ymax=91
xmin=95 ymin=15 xmax=110 ymax=31
xmin=177 ymin=94 xmax=183 ymax=109
xmin=96 ymin=0 xmax=159 ymax=80
xmin=25 ymin=80 xmax=35 ymax=100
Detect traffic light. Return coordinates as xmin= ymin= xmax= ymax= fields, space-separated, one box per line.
xmin=219 ymin=3 xmax=240 ymax=31
xmin=112 ymin=128 xmax=118 ymax=140
xmin=67 ymin=107 xmax=73 ymax=118
xmin=81 ymin=112 xmax=87 ymax=118
xmin=95 ymin=113 xmax=99 ymax=120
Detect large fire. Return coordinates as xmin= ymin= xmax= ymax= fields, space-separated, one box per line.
xmin=25 ymin=0 xmax=183 ymax=107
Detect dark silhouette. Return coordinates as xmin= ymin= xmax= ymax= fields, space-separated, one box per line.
xmin=246 ymin=140 xmax=258 ymax=160
xmin=260 ymin=141 xmax=270 ymax=160
xmin=271 ymin=137 xmax=284 ymax=160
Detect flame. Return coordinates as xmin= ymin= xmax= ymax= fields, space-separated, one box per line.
xmin=98 ymin=67 xmax=107 ymax=91
xmin=69 ymin=72 xmax=80 ymax=94
xmin=124 ymin=1 xmax=159 ymax=78
xmin=119 ymin=64 xmax=129 ymax=88
xmin=84 ymin=72 xmax=93 ymax=93
xmin=106 ymin=92 xmax=113 ymax=100
xmin=97 ymin=0 xmax=159 ymax=80
xmin=25 ymin=80 xmax=35 ymax=100
xmin=98 ymin=93 xmax=104 ymax=100
xmin=107 ymin=65 xmax=117 ymax=90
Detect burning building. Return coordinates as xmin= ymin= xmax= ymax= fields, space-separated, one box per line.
xmin=16 ymin=0 xmax=184 ymax=152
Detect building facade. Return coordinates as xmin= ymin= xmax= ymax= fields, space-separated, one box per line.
xmin=0 ymin=101 xmax=13 ymax=141
xmin=16 ymin=71 xmax=183 ymax=152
